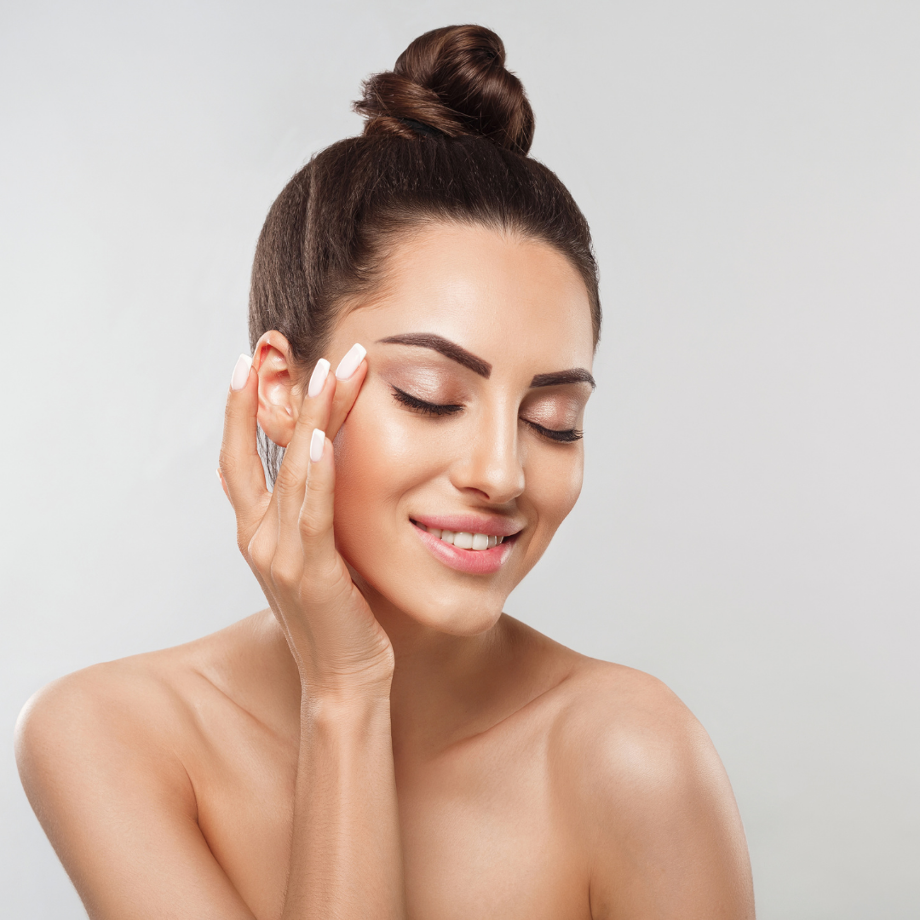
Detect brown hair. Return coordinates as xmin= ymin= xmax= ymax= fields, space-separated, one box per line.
xmin=249 ymin=24 xmax=601 ymax=482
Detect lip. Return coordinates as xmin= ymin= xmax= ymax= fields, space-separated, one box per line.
xmin=410 ymin=521 xmax=517 ymax=575
xmin=410 ymin=513 xmax=524 ymax=538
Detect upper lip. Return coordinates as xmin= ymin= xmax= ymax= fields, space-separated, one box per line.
xmin=410 ymin=513 xmax=524 ymax=538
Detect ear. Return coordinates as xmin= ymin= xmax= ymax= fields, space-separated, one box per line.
xmin=252 ymin=331 xmax=301 ymax=448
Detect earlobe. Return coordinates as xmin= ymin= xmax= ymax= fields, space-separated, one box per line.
xmin=252 ymin=331 xmax=299 ymax=447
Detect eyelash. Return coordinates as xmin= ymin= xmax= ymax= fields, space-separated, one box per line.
xmin=390 ymin=387 xmax=584 ymax=443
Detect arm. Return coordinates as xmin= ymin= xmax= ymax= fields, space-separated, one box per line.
xmin=283 ymin=691 xmax=404 ymax=918
xmin=15 ymin=650 xmax=406 ymax=920
xmin=221 ymin=344 xmax=407 ymax=919
xmin=17 ymin=346 xmax=407 ymax=919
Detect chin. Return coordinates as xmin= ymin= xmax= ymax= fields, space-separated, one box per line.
xmin=342 ymin=548 xmax=511 ymax=638
xmin=399 ymin=585 xmax=507 ymax=637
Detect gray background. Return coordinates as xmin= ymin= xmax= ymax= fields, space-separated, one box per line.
xmin=2 ymin=1 xmax=918 ymax=917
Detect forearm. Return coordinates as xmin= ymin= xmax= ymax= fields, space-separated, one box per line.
xmin=281 ymin=689 xmax=407 ymax=920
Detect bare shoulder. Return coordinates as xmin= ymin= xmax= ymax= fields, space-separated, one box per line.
xmin=14 ymin=614 xmax=280 ymax=918
xmin=546 ymin=656 xmax=755 ymax=919
xmin=17 ymin=637 xmax=200 ymax=811
xmin=15 ymin=611 xmax=279 ymax=812
xmin=551 ymin=657 xmax=712 ymax=776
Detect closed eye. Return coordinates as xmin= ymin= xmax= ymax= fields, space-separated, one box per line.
xmin=391 ymin=386 xmax=583 ymax=442
xmin=522 ymin=420 xmax=583 ymax=443
xmin=391 ymin=386 xmax=463 ymax=416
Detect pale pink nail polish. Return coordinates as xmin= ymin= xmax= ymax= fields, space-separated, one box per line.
xmin=334 ymin=343 xmax=366 ymax=380
xmin=308 ymin=358 xmax=331 ymax=398
xmin=230 ymin=354 xmax=252 ymax=390
xmin=310 ymin=429 xmax=325 ymax=463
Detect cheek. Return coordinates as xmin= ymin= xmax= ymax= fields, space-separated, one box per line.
xmin=527 ymin=447 xmax=584 ymax=535
xmin=330 ymin=391 xmax=436 ymax=555
xmin=330 ymin=385 xmax=585 ymax=590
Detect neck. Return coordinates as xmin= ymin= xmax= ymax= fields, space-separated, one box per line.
xmin=358 ymin=581 xmax=516 ymax=762
xmin=260 ymin=587 xmax=558 ymax=766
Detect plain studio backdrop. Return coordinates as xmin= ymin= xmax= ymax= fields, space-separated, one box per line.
xmin=2 ymin=1 xmax=918 ymax=917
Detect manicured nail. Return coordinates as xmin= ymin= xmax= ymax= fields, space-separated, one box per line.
xmin=307 ymin=358 xmax=331 ymax=398
xmin=334 ymin=343 xmax=366 ymax=380
xmin=310 ymin=428 xmax=325 ymax=463
xmin=230 ymin=354 xmax=252 ymax=390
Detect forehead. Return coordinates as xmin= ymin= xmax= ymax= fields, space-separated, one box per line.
xmin=335 ymin=222 xmax=594 ymax=372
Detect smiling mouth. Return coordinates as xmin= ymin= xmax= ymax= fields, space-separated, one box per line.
xmin=410 ymin=520 xmax=516 ymax=551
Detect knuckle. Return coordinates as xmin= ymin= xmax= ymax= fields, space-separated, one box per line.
xmin=298 ymin=508 xmax=325 ymax=540
xmin=269 ymin=558 xmax=300 ymax=588
xmin=305 ymin=470 xmax=332 ymax=505
xmin=217 ymin=449 xmax=237 ymax=479
xmin=299 ymin=502 xmax=334 ymax=541
xmin=247 ymin=532 xmax=273 ymax=573
xmin=299 ymin=475 xmax=333 ymax=539
xmin=273 ymin=466 xmax=302 ymax=498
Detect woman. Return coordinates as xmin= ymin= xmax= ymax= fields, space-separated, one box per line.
xmin=16 ymin=24 xmax=755 ymax=919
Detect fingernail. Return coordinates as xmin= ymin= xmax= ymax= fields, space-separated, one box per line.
xmin=334 ymin=343 xmax=366 ymax=380
xmin=216 ymin=468 xmax=222 ymax=484
xmin=307 ymin=358 xmax=331 ymax=398
xmin=310 ymin=428 xmax=325 ymax=463
xmin=230 ymin=354 xmax=252 ymax=390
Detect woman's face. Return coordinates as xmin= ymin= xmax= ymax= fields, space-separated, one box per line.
xmin=324 ymin=222 xmax=595 ymax=636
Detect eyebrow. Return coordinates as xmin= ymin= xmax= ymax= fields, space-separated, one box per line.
xmin=376 ymin=333 xmax=596 ymax=390
xmin=530 ymin=369 xmax=596 ymax=390
xmin=377 ymin=333 xmax=491 ymax=377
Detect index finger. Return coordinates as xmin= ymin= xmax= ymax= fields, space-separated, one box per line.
xmin=325 ymin=343 xmax=368 ymax=441
xmin=218 ymin=354 xmax=271 ymax=541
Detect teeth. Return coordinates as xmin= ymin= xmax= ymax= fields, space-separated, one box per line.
xmin=415 ymin=523 xmax=508 ymax=551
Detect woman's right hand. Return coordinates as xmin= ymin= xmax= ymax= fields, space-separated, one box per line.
xmin=217 ymin=344 xmax=395 ymax=699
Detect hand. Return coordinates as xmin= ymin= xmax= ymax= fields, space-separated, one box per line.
xmin=217 ymin=345 xmax=395 ymax=698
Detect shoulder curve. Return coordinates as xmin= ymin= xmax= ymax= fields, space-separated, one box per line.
xmin=15 ymin=608 xmax=277 ymax=756
xmin=15 ymin=610 xmax=285 ymax=807
xmin=555 ymin=656 xmax=698 ymax=735
xmin=548 ymin=659 xmax=754 ymax=918
xmin=15 ymin=656 xmax=199 ymax=813
xmin=13 ymin=653 xmax=263 ymax=918
xmin=550 ymin=658 xmax=727 ymax=823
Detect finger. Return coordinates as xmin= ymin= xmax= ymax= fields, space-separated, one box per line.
xmin=271 ymin=356 xmax=336 ymax=549
xmin=273 ymin=431 xmax=353 ymax=657
xmin=326 ymin=342 xmax=368 ymax=441
xmin=298 ymin=429 xmax=340 ymax=580
xmin=218 ymin=354 xmax=271 ymax=548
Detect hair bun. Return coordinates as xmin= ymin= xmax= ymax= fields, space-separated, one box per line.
xmin=355 ymin=25 xmax=535 ymax=155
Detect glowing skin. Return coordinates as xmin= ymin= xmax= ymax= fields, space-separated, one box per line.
xmin=324 ymin=223 xmax=595 ymax=644
xmin=14 ymin=223 xmax=755 ymax=920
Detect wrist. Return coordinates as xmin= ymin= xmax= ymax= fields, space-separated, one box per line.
xmin=300 ymin=674 xmax=393 ymax=712
xmin=292 ymin=648 xmax=395 ymax=705
xmin=300 ymin=685 xmax=392 ymax=734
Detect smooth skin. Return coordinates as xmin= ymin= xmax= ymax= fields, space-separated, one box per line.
xmin=16 ymin=223 xmax=755 ymax=919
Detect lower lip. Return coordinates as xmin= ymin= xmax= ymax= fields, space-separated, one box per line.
xmin=411 ymin=523 xmax=515 ymax=575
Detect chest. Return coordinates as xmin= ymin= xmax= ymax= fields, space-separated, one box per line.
xmin=191 ymin=721 xmax=591 ymax=920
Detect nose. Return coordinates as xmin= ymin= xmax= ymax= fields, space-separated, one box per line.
xmin=449 ymin=406 xmax=525 ymax=505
